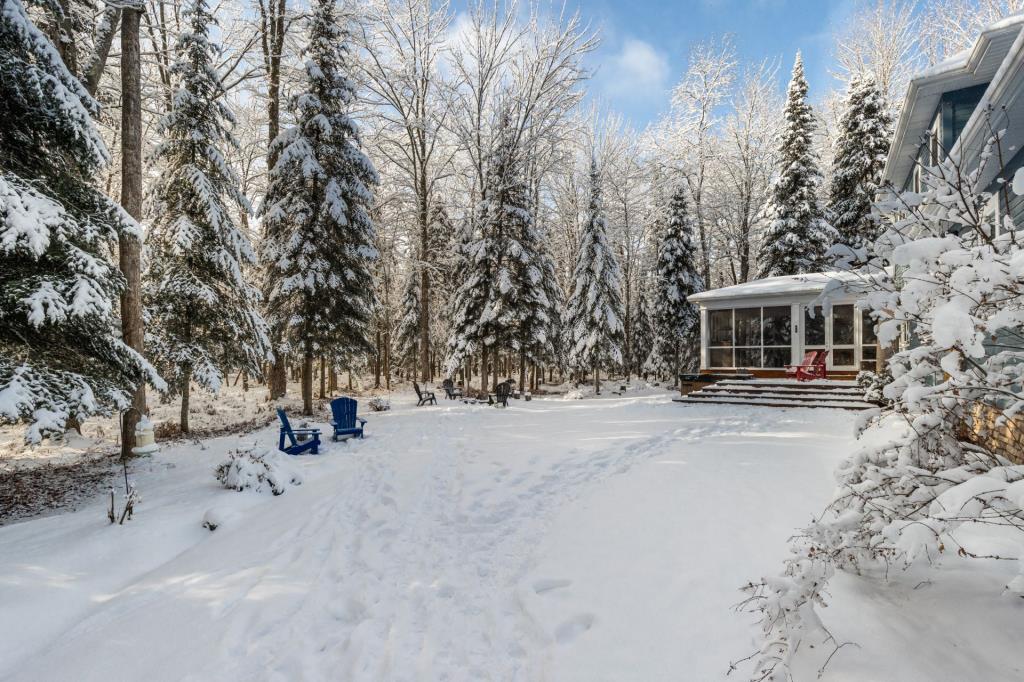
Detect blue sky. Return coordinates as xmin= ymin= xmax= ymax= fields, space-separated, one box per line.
xmin=580 ymin=0 xmax=861 ymax=127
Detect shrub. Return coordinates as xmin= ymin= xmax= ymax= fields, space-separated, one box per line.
xmin=214 ymin=448 xmax=302 ymax=496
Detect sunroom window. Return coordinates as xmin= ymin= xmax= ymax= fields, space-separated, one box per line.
xmin=707 ymin=307 xmax=792 ymax=369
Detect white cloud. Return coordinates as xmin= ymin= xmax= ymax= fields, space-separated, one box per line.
xmin=598 ymin=38 xmax=670 ymax=100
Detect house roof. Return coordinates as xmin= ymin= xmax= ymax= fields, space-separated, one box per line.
xmin=883 ymin=15 xmax=1024 ymax=189
xmin=688 ymin=270 xmax=876 ymax=304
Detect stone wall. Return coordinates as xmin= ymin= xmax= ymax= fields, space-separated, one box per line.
xmin=963 ymin=403 xmax=1024 ymax=464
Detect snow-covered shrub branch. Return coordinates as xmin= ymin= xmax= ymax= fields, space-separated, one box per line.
xmin=738 ymin=124 xmax=1024 ymax=681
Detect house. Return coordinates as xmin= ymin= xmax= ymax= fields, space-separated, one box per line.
xmin=884 ymin=15 xmax=1024 ymax=235
xmin=688 ymin=271 xmax=879 ymax=379
xmin=689 ymin=15 xmax=1024 ymax=379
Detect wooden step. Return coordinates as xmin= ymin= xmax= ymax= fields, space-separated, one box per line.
xmin=700 ymin=385 xmax=863 ymax=397
xmin=690 ymin=390 xmax=870 ymax=404
xmin=716 ymin=379 xmax=859 ymax=389
xmin=673 ymin=396 xmax=875 ymax=411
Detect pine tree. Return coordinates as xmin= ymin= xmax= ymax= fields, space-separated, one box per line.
xmin=653 ymin=185 xmax=703 ymax=384
xmin=524 ymin=221 xmax=562 ymax=370
xmin=260 ymin=0 xmax=378 ymax=415
xmin=444 ymin=120 xmax=535 ymax=391
xmin=479 ymin=123 xmax=533 ymax=346
xmin=629 ymin=276 xmax=655 ymax=378
xmin=564 ymin=159 xmax=625 ymax=393
xmin=0 ymin=0 xmax=162 ymax=442
xmin=828 ymin=73 xmax=892 ymax=253
xmin=144 ymin=0 xmax=269 ymax=432
xmin=758 ymin=52 xmax=836 ymax=278
xmin=394 ymin=264 xmax=421 ymax=371
xmin=444 ymin=213 xmax=490 ymax=388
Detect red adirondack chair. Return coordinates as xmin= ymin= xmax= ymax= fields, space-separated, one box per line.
xmin=786 ymin=350 xmax=829 ymax=382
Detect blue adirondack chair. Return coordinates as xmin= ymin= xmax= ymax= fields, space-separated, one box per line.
xmin=330 ymin=397 xmax=367 ymax=441
xmin=276 ymin=408 xmax=321 ymax=455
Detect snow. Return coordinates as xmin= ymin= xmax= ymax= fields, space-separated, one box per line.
xmin=0 ymin=392 xmax=1016 ymax=680
xmin=688 ymin=269 xmax=882 ymax=303
xmin=1013 ymin=166 xmax=1024 ymax=196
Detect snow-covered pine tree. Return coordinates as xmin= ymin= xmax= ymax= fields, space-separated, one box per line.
xmin=653 ymin=185 xmax=703 ymax=384
xmin=757 ymin=52 xmax=836 ymax=278
xmin=828 ymin=73 xmax=892 ymax=254
xmin=564 ymin=159 xmax=625 ymax=393
xmin=260 ymin=0 xmax=378 ymax=415
xmin=629 ymin=276 xmax=655 ymax=378
xmin=445 ymin=118 xmax=533 ymax=392
xmin=444 ymin=212 xmax=491 ymax=390
xmin=426 ymin=203 xmax=458 ymax=347
xmin=0 ymin=0 xmax=162 ymax=442
xmin=144 ymin=0 xmax=269 ymax=432
xmin=478 ymin=123 xmax=556 ymax=389
xmin=394 ymin=264 xmax=421 ymax=372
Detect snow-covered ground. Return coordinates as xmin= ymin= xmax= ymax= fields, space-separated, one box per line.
xmin=1 ymin=390 xmax=1020 ymax=681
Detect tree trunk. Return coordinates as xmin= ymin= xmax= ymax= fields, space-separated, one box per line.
xmin=319 ymin=357 xmax=326 ymax=398
xmin=480 ymin=346 xmax=489 ymax=393
xmin=374 ymin=330 xmax=382 ymax=388
xmin=268 ymin=357 xmax=286 ymax=400
xmin=263 ymin=0 xmax=288 ymax=402
xmin=519 ymin=349 xmax=526 ymax=394
xmin=594 ymin=365 xmax=600 ymax=394
xmin=180 ymin=369 xmax=191 ymax=434
xmin=419 ymin=249 xmax=430 ymax=383
xmin=119 ymin=7 xmax=146 ymax=459
xmin=301 ymin=350 xmax=314 ymax=416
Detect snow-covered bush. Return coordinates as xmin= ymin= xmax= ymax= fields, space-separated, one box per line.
xmin=855 ymin=370 xmax=890 ymax=406
xmin=367 ymin=396 xmax=390 ymax=412
xmin=740 ymin=124 xmax=1024 ymax=681
xmin=564 ymin=388 xmax=586 ymax=400
xmin=214 ymin=448 xmax=303 ymax=496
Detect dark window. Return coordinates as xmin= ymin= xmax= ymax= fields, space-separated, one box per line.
xmin=861 ymin=309 xmax=877 ymax=345
xmin=805 ymin=307 xmax=826 ymax=346
xmin=735 ymin=348 xmax=761 ymax=368
xmin=734 ymin=308 xmax=761 ymax=346
xmin=939 ymin=83 xmax=988 ymax=150
xmin=709 ymin=310 xmax=732 ymax=347
xmin=710 ymin=348 xmax=733 ymax=368
xmin=763 ymin=348 xmax=790 ymax=368
xmin=762 ymin=306 xmax=791 ymax=346
xmin=833 ymin=305 xmax=855 ymax=345
xmin=861 ymin=346 xmax=878 ymax=372
xmin=833 ymin=349 xmax=856 ymax=366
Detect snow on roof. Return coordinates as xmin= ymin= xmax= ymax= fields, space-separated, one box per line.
xmin=910 ymin=14 xmax=1024 ymax=85
xmin=688 ymin=270 xmax=874 ymax=303
xmin=885 ymin=14 xmax=1024 ymax=186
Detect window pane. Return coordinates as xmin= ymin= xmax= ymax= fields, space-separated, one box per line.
xmin=833 ymin=349 xmax=855 ymax=366
xmin=709 ymin=310 xmax=732 ymax=347
xmin=763 ymin=306 xmax=791 ymax=346
xmin=805 ymin=307 xmax=826 ymax=346
xmin=709 ymin=348 xmax=733 ymax=368
xmin=861 ymin=309 xmax=877 ymax=345
xmin=833 ymin=305 xmax=855 ymax=345
xmin=734 ymin=308 xmax=761 ymax=347
xmin=735 ymin=348 xmax=761 ymax=368
xmin=763 ymin=347 xmax=790 ymax=368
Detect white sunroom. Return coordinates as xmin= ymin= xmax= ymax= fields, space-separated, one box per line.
xmin=687 ymin=272 xmax=882 ymax=377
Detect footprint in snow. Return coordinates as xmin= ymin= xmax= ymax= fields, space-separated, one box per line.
xmin=329 ymin=597 xmax=367 ymax=625
xmin=554 ymin=614 xmax=595 ymax=643
xmin=532 ymin=578 xmax=571 ymax=595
